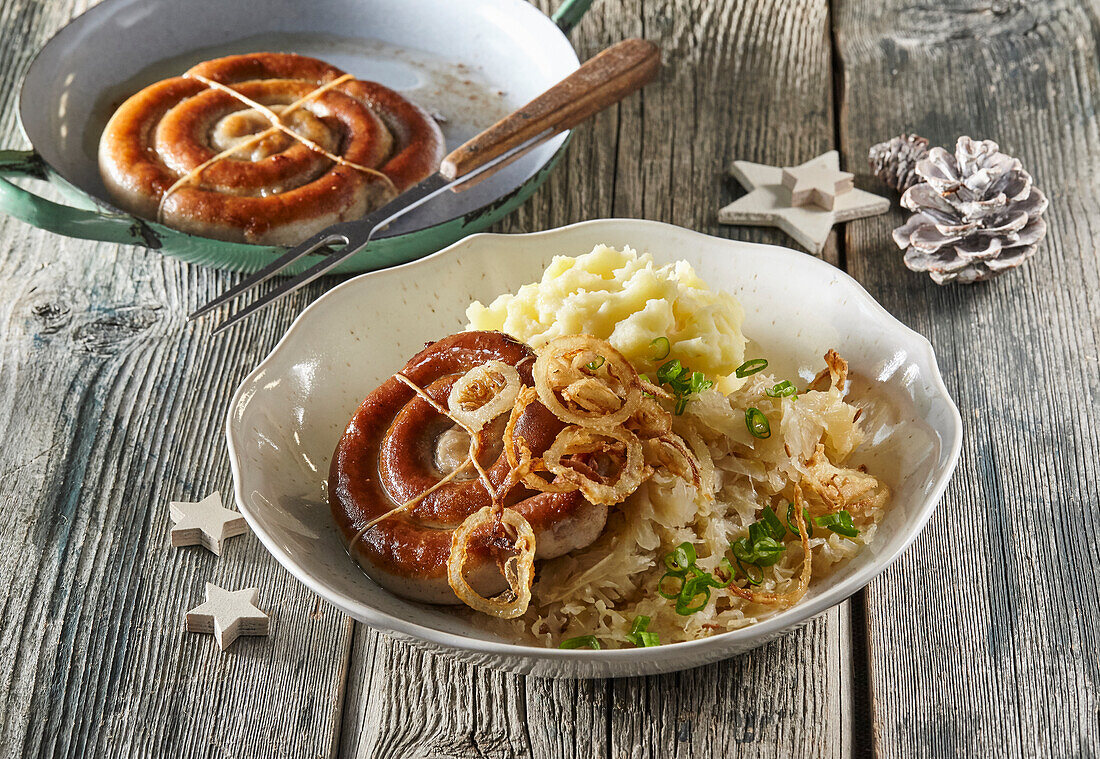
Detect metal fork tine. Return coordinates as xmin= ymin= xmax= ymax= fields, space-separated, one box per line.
xmin=198 ymin=128 xmax=559 ymax=333
xmin=210 ymin=231 xmax=372 ymax=335
xmin=188 ymin=231 xmax=349 ymax=320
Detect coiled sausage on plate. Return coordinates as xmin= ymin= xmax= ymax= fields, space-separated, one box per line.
xmin=329 ymin=331 xmax=608 ymax=604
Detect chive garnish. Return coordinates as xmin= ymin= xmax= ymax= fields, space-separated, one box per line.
xmin=658 ymin=543 xmax=731 ymax=615
xmin=658 ymin=571 xmax=685 ymax=600
xmin=745 ymin=407 xmax=771 ymax=438
xmin=664 ymin=542 xmax=697 ymax=572
xmin=559 ymin=635 xmax=602 ymax=650
xmin=731 ymin=526 xmax=785 ymax=567
xmin=760 ymin=506 xmax=785 ymax=540
xmin=735 ymin=556 xmax=763 ymax=586
xmin=626 ymin=616 xmax=660 ymax=647
xmin=709 ymin=557 xmax=735 ymax=588
xmin=656 ymin=359 xmax=683 ymax=385
xmin=585 ymin=355 xmax=606 ymax=371
xmin=689 ymin=371 xmax=710 ymax=394
xmin=656 ymin=360 xmax=713 ymax=415
xmin=765 ymin=380 xmax=797 ymax=398
xmin=675 ymin=579 xmax=711 ymax=615
xmin=650 ymin=336 xmax=671 ymax=360
xmin=735 ymin=358 xmax=768 ymax=377
xmin=729 ymin=506 xmax=798 ymax=585
xmin=813 ymin=510 xmax=860 ymax=538
xmin=785 ymin=502 xmax=814 ymax=538
xmin=657 ymin=567 xmax=706 ymax=602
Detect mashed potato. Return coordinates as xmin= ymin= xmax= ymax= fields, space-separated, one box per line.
xmin=465 ymin=245 xmax=746 ymax=381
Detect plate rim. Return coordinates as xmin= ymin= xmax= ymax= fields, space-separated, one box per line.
xmin=225 ymin=217 xmax=964 ymax=671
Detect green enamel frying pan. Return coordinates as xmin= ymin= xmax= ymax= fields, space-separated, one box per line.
xmin=0 ymin=0 xmax=593 ymax=273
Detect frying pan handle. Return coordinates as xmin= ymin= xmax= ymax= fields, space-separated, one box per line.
xmin=0 ymin=150 xmax=155 ymax=246
xmin=439 ymin=38 xmax=659 ymax=182
xmin=551 ymin=0 xmax=594 ymax=35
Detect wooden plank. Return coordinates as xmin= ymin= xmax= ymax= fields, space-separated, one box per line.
xmin=339 ymin=1 xmax=857 ymax=758
xmin=835 ymin=0 xmax=1100 ymax=755
xmin=0 ymin=1 xmax=353 ymax=756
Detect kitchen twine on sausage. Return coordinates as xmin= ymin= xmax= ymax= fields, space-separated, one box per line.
xmin=344 ymin=372 xmax=513 ymax=554
xmin=155 ymin=72 xmax=399 ymax=222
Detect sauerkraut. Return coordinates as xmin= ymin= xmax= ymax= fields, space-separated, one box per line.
xmin=505 ymin=352 xmax=891 ymax=647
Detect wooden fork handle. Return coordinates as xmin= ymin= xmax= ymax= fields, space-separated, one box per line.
xmin=439 ymin=38 xmax=660 ymax=181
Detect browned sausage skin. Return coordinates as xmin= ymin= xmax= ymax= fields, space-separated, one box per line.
xmin=329 ymin=331 xmax=608 ymax=604
xmin=98 ymin=52 xmax=444 ymax=246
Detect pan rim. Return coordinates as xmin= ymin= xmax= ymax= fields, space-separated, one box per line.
xmin=15 ymin=0 xmax=580 ymax=250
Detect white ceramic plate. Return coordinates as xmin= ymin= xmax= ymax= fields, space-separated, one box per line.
xmin=226 ymin=218 xmax=963 ymax=678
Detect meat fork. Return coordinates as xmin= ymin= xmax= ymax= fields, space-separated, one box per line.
xmin=191 ymin=38 xmax=660 ymax=334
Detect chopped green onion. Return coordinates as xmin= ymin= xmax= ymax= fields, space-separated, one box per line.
xmin=689 ymin=371 xmax=713 ymax=394
xmin=814 ymin=510 xmax=860 ymax=538
xmin=674 ymin=577 xmax=711 ymax=615
xmin=656 ymin=359 xmax=712 ymax=416
xmin=656 ymin=359 xmax=684 ymax=385
xmin=559 ymin=635 xmax=601 ymax=650
xmin=626 ymin=615 xmax=660 ymax=647
xmin=765 ymin=380 xmax=797 ymax=398
xmin=658 ymin=571 xmax=690 ymax=600
xmin=730 ymin=509 xmax=790 ymax=573
xmin=735 ymin=358 xmax=769 ymax=377
xmin=664 ymin=542 xmax=697 ymax=572
xmin=658 ymin=545 xmax=724 ymax=615
xmin=731 ymin=530 xmax=785 ymax=567
xmin=745 ymin=407 xmax=771 ymax=438
xmin=706 ymin=557 xmax=735 ymax=588
xmin=584 ymin=355 xmax=606 ymax=371
xmin=760 ymin=507 xmax=786 ymax=541
xmin=650 ymin=336 xmax=671 ymax=360
xmin=786 ymin=502 xmax=814 ymax=538
xmin=735 ymin=556 xmax=763 ymax=586
xmin=755 ymin=539 xmax=785 ymax=566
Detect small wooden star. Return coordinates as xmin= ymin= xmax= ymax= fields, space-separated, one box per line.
xmin=169 ymin=491 xmax=247 ymax=555
xmin=782 ymin=162 xmax=853 ymax=210
xmin=718 ymin=150 xmax=889 ymax=254
xmin=185 ymin=583 xmax=270 ymax=650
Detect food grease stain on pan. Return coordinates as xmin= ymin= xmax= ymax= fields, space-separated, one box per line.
xmin=83 ymin=32 xmax=514 ymax=192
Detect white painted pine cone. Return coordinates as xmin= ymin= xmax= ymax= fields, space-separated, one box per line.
xmin=891 ymin=136 xmax=1048 ymax=284
xmin=868 ymin=134 xmax=929 ymax=193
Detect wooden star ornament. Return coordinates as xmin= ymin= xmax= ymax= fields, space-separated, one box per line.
xmin=718 ymin=150 xmax=889 ymax=254
xmin=185 ymin=583 xmax=270 ymax=650
xmin=169 ymin=491 xmax=247 ymax=555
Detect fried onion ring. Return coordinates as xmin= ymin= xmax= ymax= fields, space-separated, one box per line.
xmin=504 ymin=386 xmax=579 ymax=494
xmin=448 ymin=360 xmax=521 ymax=432
xmin=808 ymin=349 xmax=849 ymax=393
xmin=447 ymin=506 xmax=536 ymax=619
xmin=643 ymin=434 xmax=703 ymax=490
xmin=544 ymin=426 xmax=646 ymax=505
xmin=533 ymin=335 xmax=642 ymax=429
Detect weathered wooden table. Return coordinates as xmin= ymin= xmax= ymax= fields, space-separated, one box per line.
xmin=1 ymin=0 xmax=1096 ymax=756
